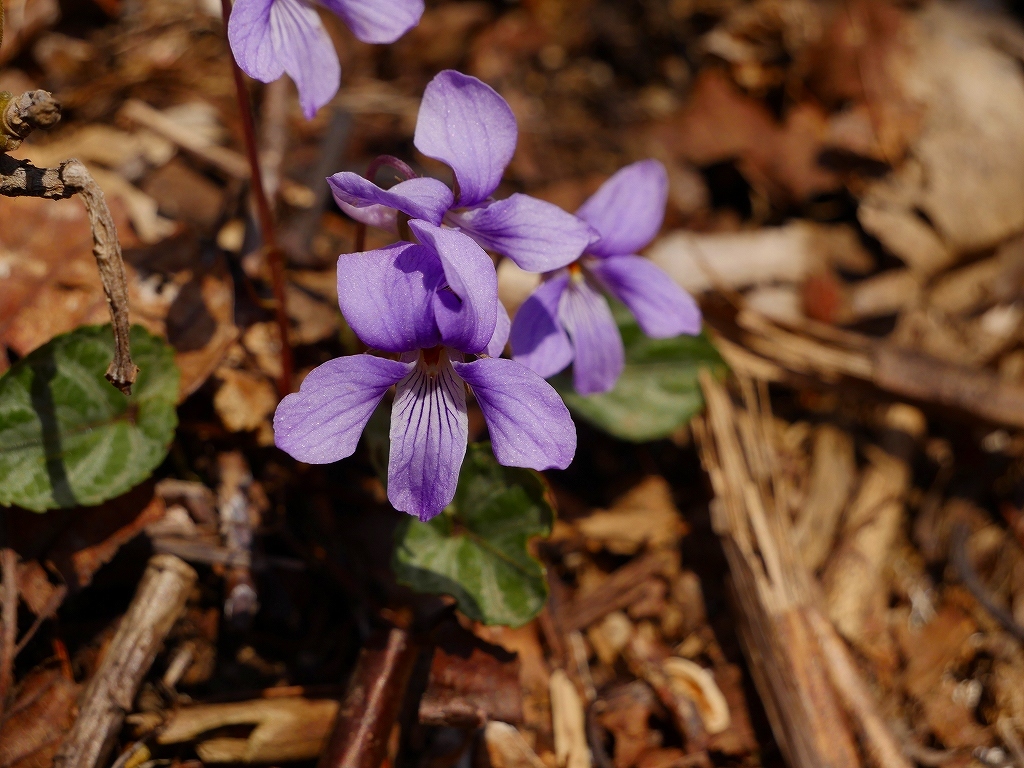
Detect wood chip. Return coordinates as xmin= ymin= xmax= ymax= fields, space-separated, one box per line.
xmin=661 ymin=658 xmax=730 ymax=735
xmin=154 ymin=697 xmax=338 ymax=763
xmin=550 ymin=669 xmax=591 ymax=768
xmin=793 ymin=425 xmax=856 ymax=573
xmin=484 ymin=722 xmax=548 ymax=768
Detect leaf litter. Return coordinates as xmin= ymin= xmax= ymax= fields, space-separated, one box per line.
xmin=4 ymin=0 xmax=1024 ymax=767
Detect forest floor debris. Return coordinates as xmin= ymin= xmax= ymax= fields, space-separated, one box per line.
xmin=4 ymin=0 xmax=1024 ymax=767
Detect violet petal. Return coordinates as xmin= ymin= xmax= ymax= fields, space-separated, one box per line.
xmin=413 ymin=70 xmax=516 ymax=207
xmin=485 ymin=301 xmax=511 ymax=358
xmin=509 ymin=273 xmax=573 ymax=379
xmin=336 ymin=242 xmax=443 ymax=353
xmin=589 ymin=255 xmax=702 ymax=338
xmin=320 ymin=0 xmax=423 ymax=44
xmin=388 ymin=355 xmax=468 ymax=520
xmin=453 ymin=357 xmax=576 ymax=470
xmin=274 ymin=354 xmax=412 ymax=463
xmin=328 ymin=173 xmax=453 ymax=228
xmin=336 ymin=201 xmax=397 ymax=232
xmin=410 ymin=220 xmax=497 ymax=354
xmin=228 ymin=0 xmax=340 ymax=119
xmin=447 ymin=194 xmax=597 ymax=272
xmin=559 ymin=278 xmax=624 ymax=395
xmin=575 ymin=159 xmax=668 ymax=258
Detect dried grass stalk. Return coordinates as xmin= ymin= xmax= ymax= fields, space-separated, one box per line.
xmin=693 ymin=371 xmax=912 ymax=768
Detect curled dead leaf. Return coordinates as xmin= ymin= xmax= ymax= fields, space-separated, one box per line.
xmin=661 ymin=657 xmax=730 ymax=735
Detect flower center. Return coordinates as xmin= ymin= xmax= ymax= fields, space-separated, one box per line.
xmin=420 ymin=345 xmax=444 ymax=375
xmin=567 ymin=261 xmax=586 ymax=283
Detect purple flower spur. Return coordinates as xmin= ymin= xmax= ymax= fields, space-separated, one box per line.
xmin=510 ymin=160 xmax=703 ymax=395
xmin=227 ymin=0 xmax=424 ymax=118
xmin=273 ymin=219 xmax=576 ymax=521
xmin=327 ymin=70 xmax=596 ymax=274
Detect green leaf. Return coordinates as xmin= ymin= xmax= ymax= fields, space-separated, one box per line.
xmin=553 ymin=302 xmax=727 ymax=442
xmin=0 ymin=324 xmax=179 ymax=511
xmin=393 ymin=444 xmax=553 ymax=627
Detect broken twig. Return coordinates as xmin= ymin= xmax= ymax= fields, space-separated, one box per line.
xmin=54 ymin=554 xmax=198 ymax=768
xmin=0 ymin=90 xmax=60 ymax=150
xmin=317 ymin=626 xmax=419 ymax=768
xmin=0 ymin=153 xmax=137 ymax=392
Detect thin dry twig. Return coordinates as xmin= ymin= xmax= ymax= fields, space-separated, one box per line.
xmin=13 ymin=582 xmax=67 ymax=656
xmin=0 ymin=548 xmax=18 ymax=717
xmin=721 ymin=309 xmax=1024 ymax=430
xmin=0 ymin=151 xmax=137 ymax=392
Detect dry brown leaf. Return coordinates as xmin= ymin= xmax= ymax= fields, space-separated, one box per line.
xmin=141 ymin=158 xmax=224 ymax=231
xmin=7 ymin=483 xmax=165 ymax=591
xmin=897 ymin=606 xmax=991 ymax=749
xmin=419 ymin=621 xmax=523 ymax=727
xmin=805 ymin=0 xmax=917 ymax=160
xmin=285 ymin=282 xmax=340 ymax=346
xmin=472 ymin=622 xmax=552 ymax=735
xmin=576 ymin=477 xmax=686 ymax=556
xmin=595 ymin=682 xmax=661 ymax=768
xmin=859 ymin=4 xmax=1024 ymax=269
xmin=648 ymin=69 xmax=841 ymax=204
xmin=705 ymin=664 xmax=758 ymax=756
xmin=0 ymin=194 xmax=138 ymax=357
xmin=648 ymin=222 xmax=872 ymax=296
xmin=241 ymin=322 xmax=285 ymax=381
xmin=15 ymin=561 xmax=59 ymax=616
xmin=0 ymin=666 xmax=79 ymax=768
xmin=213 ymin=366 xmax=277 ymax=434
xmin=0 ymin=0 xmax=60 ymax=65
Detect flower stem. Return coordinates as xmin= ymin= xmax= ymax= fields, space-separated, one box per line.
xmin=220 ymin=0 xmax=294 ymax=399
xmin=365 ymin=154 xmax=417 ymax=183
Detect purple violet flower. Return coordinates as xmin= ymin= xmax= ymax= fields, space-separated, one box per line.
xmin=509 ymin=160 xmax=703 ymax=395
xmin=273 ymin=219 xmax=576 ymax=521
xmin=327 ymin=70 xmax=596 ymax=274
xmin=227 ymin=0 xmax=424 ymax=119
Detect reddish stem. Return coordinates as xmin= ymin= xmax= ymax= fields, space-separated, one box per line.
xmin=354 ymin=222 xmax=366 ymax=254
xmin=316 ymin=627 xmax=419 ymax=768
xmin=366 ymin=154 xmax=418 ymax=183
xmin=221 ymin=0 xmax=294 ymax=398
